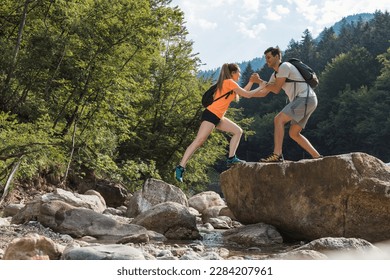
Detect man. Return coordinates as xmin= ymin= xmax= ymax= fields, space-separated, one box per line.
xmin=251 ymin=47 xmax=322 ymax=162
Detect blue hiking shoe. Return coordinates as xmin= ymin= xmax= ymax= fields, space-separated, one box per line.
xmin=226 ymin=155 xmax=245 ymax=167
xmin=175 ymin=165 xmax=185 ymax=182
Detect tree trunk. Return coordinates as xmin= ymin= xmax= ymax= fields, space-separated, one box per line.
xmin=1 ymin=0 xmax=31 ymax=104
xmin=0 ymin=157 xmax=23 ymax=206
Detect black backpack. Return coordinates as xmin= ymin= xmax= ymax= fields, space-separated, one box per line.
xmin=201 ymin=84 xmax=233 ymax=107
xmin=285 ymin=58 xmax=319 ymax=89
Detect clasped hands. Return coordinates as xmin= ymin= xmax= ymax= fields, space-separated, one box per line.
xmin=249 ymin=73 xmax=263 ymax=84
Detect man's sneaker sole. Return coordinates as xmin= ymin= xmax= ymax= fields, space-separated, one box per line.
xmin=260 ymin=153 xmax=284 ymax=163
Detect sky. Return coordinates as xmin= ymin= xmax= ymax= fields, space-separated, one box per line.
xmin=169 ymin=0 xmax=389 ymax=70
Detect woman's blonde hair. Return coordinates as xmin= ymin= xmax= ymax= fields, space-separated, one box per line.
xmin=216 ymin=63 xmax=240 ymax=102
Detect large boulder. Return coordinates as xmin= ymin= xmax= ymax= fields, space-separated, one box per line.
xmin=94 ymin=180 xmax=128 ymax=208
xmin=68 ymin=175 xmax=128 ymax=208
xmin=295 ymin=237 xmax=382 ymax=256
xmin=12 ymin=187 xmax=106 ymax=224
xmin=43 ymin=188 xmax=106 ymax=213
xmin=62 ymin=244 xmax=146 ymax=260
xmin=126 ymin=178 xmax=188 ymax=218
xmin=220 ymin=153 xmax=390 ymax=242
xmin=222 ymin=223 xmax=283 ymax=247
xmin=38 ymin=200 xmax=147 ymax=239
xmin=132 ymin=202 xmax=200 ymax=240
xmin=188 ymin=191 xmax=226 ymax=214
xmin=3 ymin=233 xmax=63 ymax=260
xmin=12 ymin=199 xmax=148 ymax=240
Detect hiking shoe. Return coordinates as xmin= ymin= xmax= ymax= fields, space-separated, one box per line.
xmin=227 ymin=155 xmax=245 ymax=167
xmin=175 ymin=165 xmax=185 ymax=182
xmin=260 ymin=153 xmax=284 ymax=163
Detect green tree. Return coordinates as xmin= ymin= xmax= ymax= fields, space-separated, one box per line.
xmin=284 ymin=29 xmax=318 ymax=71
xmin=313 ymin=46 xmax=389 ymax=159
xmin=354 ymin=48 xmax=390 ymax=161
xmin=0 ymin=0 xmax=200 ymax=189
xmin=358 ymin=11 xmax=390 ymax=57
xmin=316 ymin=46 xmax=377 ymax=110
xmin=316 ymin=27 xmax=338 ymax=72
xmin=239 ymin=62 xmax=254 ymax=87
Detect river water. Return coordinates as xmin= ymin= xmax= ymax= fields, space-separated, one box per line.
xmin=164 ymin=230 xmax=304 ymax=259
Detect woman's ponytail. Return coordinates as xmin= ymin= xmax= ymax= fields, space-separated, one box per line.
xmin=216 ymin=63 xmax=238 ymax=91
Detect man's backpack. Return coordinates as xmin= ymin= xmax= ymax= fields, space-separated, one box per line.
xmin=201 ymin=84 xmax=233 ymax=107
xmin=285 ymin=58 xmax=319 ymax=89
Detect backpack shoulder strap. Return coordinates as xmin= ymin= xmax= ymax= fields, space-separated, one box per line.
xmin=274 ymin=62 xmax=283 ymax=78
xmin=275 ymin=62 xmax=302 ymax=83
xmin=214 ymin=90 xmax=233 ymax=102
xmin=284 ymin=62 xmax=306 ymax=83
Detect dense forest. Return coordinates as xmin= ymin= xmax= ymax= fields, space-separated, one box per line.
xmin=0 ymin=1 xmax=389 ymax=194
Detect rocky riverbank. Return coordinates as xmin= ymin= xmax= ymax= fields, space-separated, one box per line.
xmin=2 ymin=216 xmax=389 ymax=260
xmin=1 ymin=153 xmax=390 ymax=260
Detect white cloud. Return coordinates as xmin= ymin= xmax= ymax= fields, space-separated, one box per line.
xmin=237 ymin=22 xmax=267 ymax=39
xmin=265 ymin=7 xmax=282 ymax=21
xmin=292 ymin=0 xmax=320 ymax=22
xmin=290 ymin=0 xmax=388 ymax=27
xmin=264 ymin=4 xmax=290 ymax=21
xmin=242 ymin=0 xmax=261 ymax=13
xmin=316 ymin=0 xmax=383 ymax=26
xmin=193 ymin=18 xmax=218 ymax=30
xmin=202 ymin=0 xmax=236 ymax=8
xmin=276 ymin=4 xmax=290 ymax=15
xmin=170 ymin=0 xmax=389 ymax=70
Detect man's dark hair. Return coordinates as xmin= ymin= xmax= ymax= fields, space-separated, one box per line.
xmin=264 ymin=47 xmax=281 ymax=57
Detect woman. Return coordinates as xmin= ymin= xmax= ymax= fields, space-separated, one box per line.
xmin=175 ymin=63 xmax=263 ymax=182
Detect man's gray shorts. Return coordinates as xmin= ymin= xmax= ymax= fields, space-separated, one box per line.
xmin=281 ymin=96 xmax=318 ymax=128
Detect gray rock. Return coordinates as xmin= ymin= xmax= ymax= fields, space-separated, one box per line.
xmin=188 ymin=191 xmax=225 ymax=213
xmin=62 ymin=244 xmax=145 ymax=260
xmin=94 ymin=181 xmax=128 ymax=208
xmin=132 ymin=202 xmax=200 ymax=240
xmin=295 ymin=237 xmax=386 ymax=259
xmin=222 ymin=223 xmax=283 ymax=247
xmin=3 ymin=233 xmax=63 ymax=260
xmin=0 ymin=217 xmax=11 ymax=226
xmin=12 ymin=188 xmax=106 ymax=225
xmin=221 ymin=152 xmax=390 ymax=242
xmin=268 ymin=249 xmax=328 ymax=260
xmin=3 ymin=203 xmax=25 ymax=217
xmin=14 ymin=199 xmax=148 ymax=240
xmin=43 ymin=188 xmax=106 ymax=213
xmin=126 ymin=178 xmax=188 ymax=218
